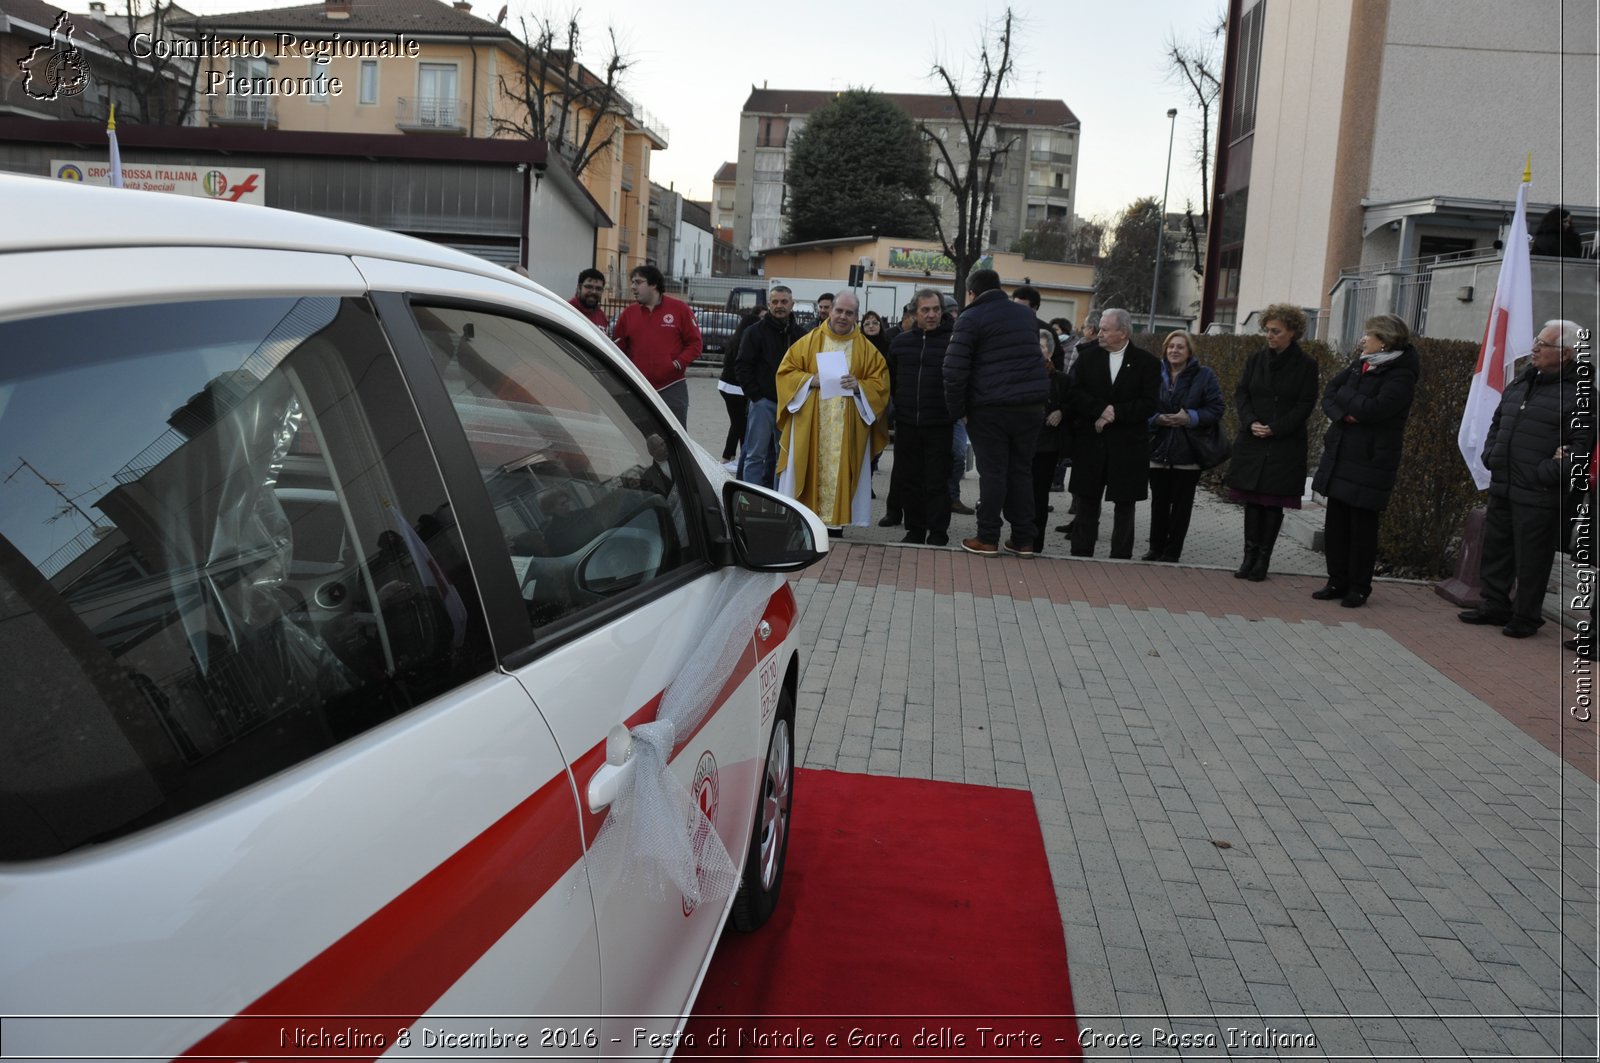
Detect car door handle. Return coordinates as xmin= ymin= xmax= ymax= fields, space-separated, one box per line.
xmin=586 ymin=724 xmax=636 ymax=813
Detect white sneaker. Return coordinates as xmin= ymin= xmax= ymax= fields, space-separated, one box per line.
xmin=722 ymin=458 xmax=739 ymax=473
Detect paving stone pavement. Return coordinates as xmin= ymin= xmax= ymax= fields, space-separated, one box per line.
xmin=683 ymin=376 xmax=1600 ymax=1059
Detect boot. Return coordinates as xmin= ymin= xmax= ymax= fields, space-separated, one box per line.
xmin=1234 ymin=504 xmax=1261 ymax=579
xmin=1246 ymin=507 xmax=1285 ymax=582
xmin=1234 ymin=545 xmax=1258 ymax=579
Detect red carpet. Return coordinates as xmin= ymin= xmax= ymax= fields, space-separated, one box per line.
xmin=685 ymin=769 xmax=1081 ymax=1058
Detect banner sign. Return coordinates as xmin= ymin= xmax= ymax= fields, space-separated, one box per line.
xmin=52 ymin=159 xmax=266 ymax=204
xmin=885 ymin=246 xmax=993 ymax=277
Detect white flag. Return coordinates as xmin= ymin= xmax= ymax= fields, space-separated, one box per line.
xmin=1457 ymin=176 xmax=1533 ymax=489
xmin=106 ymin=104 xmax=124 ymax=189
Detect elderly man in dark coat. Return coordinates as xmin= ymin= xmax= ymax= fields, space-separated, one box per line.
xmin=1460 ymin=319 xmax=1594 ymax=638
xmin=944 ymin=269 xmax=1050 ymax=557
xmin=1065 ymin=307 xmax=1161 ymax=559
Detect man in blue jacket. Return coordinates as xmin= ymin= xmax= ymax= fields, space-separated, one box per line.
xmin=943 ymin=269 xmax=1049 ymax=557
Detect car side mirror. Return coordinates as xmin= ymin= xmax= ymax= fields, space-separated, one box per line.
xmin=722 ymin=481 xmax=828 ymax=572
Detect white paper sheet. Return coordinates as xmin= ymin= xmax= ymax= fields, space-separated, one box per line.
xmin=816 ymin=349 xmax=849 ymax=400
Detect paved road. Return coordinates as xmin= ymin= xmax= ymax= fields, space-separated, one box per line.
xmin=681 ymin=375 xmax=1599 ymax=1059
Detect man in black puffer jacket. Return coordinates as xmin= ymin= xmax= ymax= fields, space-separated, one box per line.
xmin=944 ymin=269 xmax=1050 ymax=557
xmin=1460 ymin=319 xmax=1594 ymax=638
xmin=889 ymin=290 xmax=956 ymax=546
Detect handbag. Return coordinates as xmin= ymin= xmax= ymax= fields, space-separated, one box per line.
xmin=1187 ymin=420 xmax=1232 ymax=470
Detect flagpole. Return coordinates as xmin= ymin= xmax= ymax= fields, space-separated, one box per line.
xmin=106 ymin=104 xmax=124 ymax=189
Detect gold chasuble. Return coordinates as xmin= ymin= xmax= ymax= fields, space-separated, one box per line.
xmin=774 ymin=326 xmax=890 ymax=527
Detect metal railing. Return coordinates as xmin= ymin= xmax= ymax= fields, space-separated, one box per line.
xmin=207 ymin=95 xmax=277 ymax=127
xmin=1026 ymin=183 xmax=1072 ymax=200
xmin=1341 ymin=278 xmax=1378 ymax=344
xmin=1393 ymin=271 xmax=1433 ymax=335
xmin=396 ymin=96 xmax=464 ymax=131
xmin=1029 ymin=149 xmax=1073 ymax=165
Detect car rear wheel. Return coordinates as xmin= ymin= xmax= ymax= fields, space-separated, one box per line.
xmin=731 ymin=691 xmax=793 ymax=931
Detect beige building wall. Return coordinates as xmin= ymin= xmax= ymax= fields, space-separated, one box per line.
xmin=1235 ymin=0 xmax=1355 ymax=326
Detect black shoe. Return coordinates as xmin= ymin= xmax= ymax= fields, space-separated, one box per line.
xmin=1311 ymin=584 xmax=1346 ymax=601
xmin=1340 ymin=591 xmax=1369 ymax=608
xmin=1245 ymin=549 xmax=1272 ymax=582
xmin=950 ymin=499 xmax=975 ymax=515
xmin=1140 ymin=549 xmax=1163 ymax=562
xmin=1159 ymin=552 xmax=1182 ymax=563
xmin=926 ymin=532 xmax=950 ymax=547
xmin=1458 ymin=608 xmax=1511 ymax=626
xmin=827 ymin=528 xmax=843 ymax=539
xmin=900 ymin=531 xmax=927 ymax=545
xmin=1055 ymin=523 xmax=1073 ymax=533
xmin=1068 ymin=500 xmax=1078 ymax=514
xmin=1502 ymin=619 xmax=1542 ymax=638
xmin=878 ymin=510 xmax=903 ymax=527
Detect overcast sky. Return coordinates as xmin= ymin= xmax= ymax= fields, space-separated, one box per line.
xmin=174 ymin=0 xmax=1224 ymax=223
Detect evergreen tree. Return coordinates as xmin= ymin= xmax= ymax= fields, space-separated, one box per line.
xmin=785 ymin=90 xmax=935 ymax=243
xmin=1094 ymin=198 xmax=1163 ymax=313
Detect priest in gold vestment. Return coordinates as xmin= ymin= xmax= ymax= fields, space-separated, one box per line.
xmin=775 ymin=293 xmax=891 ymax=529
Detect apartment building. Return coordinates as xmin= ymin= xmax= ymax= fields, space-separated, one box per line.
xmin=1214 ymin=0 xmax=1597 ymax=341
xmin=180 ymin=0 xmax=667 ymax=285
xmin=733 ymin=88 xmax=1078 ymax=261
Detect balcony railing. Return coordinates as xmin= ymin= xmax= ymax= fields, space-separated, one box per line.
xmin=1029 ymin=149 xmax=1073 ymax=165
xmin=207 ymin=95 xmax=277 ymax=128
xmin=1026 ymin=183 xmax=1072 ymax=200
xmin=396 ymin=96 xmax=465 ymax=133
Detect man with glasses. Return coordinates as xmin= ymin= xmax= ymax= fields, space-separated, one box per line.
xmin=1460 ymin=320 xmax=1593 ymax=638
xmin=568 ymin=268 xmax=608 ymax=330
xmin=774 ymin=293 xmax=890 ymax=535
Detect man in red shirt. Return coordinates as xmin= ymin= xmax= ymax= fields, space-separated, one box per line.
xmin=611 ymin=264 xmax=702 ymax=425
xmin=567 ymin=268 xmax=608 ymax=330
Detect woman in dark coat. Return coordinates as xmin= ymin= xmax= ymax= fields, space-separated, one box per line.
xmin=1143 ymin=330 xmax=1225 ymax=562
xmin=1309 ymin=313 xmax=1421 ymax=608
xmin=1531 ymin=207 xmax=1585 ymax=258
xmin=1030 ymin=329 xmax=1073 ymax=554
xmin=1226 ymin=303 xmax=1319 ymax=581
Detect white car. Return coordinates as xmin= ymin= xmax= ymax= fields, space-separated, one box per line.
xmin=0 ymin=175 xmax=825 ymax=1060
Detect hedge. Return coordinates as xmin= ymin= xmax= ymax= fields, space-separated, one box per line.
xmin=1129 ymin=330 xmax=1484 ymax=580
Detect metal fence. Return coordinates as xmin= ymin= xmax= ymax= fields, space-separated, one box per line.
xmin=1393 ymin=270 xmax=1433 ymax=335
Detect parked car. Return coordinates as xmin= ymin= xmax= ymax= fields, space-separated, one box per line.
xmin=694 ymin=308 xmax=742 ymax=355
xmin=0 ymin=175 xmax=826 ymax=1060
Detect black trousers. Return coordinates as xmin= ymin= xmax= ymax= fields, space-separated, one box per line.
xmin=966 ymin=404 xmax=1044 ymax=545
xmin=1031 ymin=450 xmax=1061 ymax=552
xmin=1480 ymin=493 xmax=1560 ymax=623
xmin=1322 ymin=497 xmax=1381 ymax=594
xmin=1148 ymin=466 xmax=1201 ymax=558
xmin=720 ymin=390 xmax=747 ymax=461
xmin=895 ymin=420 xmax=954 ymax=534
xmin=1071 ymin=494 xmax=1136 ymax=559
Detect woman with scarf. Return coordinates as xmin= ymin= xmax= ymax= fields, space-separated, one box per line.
xmin=1143 ymin=330 xmax=1225 ymax=562
xmin=1226 ymin=303 xmax=1320 ymax=581
xmin=1309 ymin=313 xmax=1421 ymax=607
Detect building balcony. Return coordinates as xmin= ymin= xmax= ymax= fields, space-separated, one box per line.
xmin=396 ymin=96 xmax=466 ymax=134
xmin=206 ymin=95 xmax=278 ymax=129
xmin=1029 ymin=149 xmax=1073 ymax=165
xmin=1026 ymin=183 xmax=1072 ymax=201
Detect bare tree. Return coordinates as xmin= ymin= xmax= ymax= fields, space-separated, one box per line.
xmin=494 ymin=13 xmax=630 ymax=178
xmin=1164 ymin=12 xmax=1225 ymax=228
xmin=92 ymin=1 xmax=200 ymax=125
xmin=921 ymin=8 xmax=1020 ymax=304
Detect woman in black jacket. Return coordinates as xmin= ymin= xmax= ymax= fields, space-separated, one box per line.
xmin=1144 ymin=331 xmax=1225 ymax=562
xmin=1226 ymin=303 xmax=1319 ymax=581
xmin=1030 ymin=329 xmax=1073 ymax=554
xmin=1309 ymin=314 xmax=1421 ymax=607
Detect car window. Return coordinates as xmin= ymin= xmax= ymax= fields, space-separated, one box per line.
xmin=0 ymin=297 xmax=493 ymax=861
xmin=412 ymin=305 xmax=696 ymax=633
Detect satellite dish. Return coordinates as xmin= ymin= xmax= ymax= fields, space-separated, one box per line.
xmin=496 ymin=4 xmax=507 ymax=23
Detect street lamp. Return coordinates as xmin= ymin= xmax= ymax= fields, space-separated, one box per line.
xmin=1147 ymin=107 xmax=1179 ymax=334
